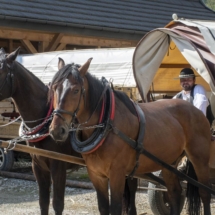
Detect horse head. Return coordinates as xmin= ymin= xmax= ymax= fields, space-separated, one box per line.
xmin=0 ymin=47 xmax=20 ymax=100
xmin=49 ymin=57 xmax=93 ymax=142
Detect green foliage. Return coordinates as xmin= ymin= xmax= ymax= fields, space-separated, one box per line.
xmin=204 ymin=0 xmax=215 ymax=11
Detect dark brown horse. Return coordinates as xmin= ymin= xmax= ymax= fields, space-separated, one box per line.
xmin=0 ymin=47 xmax=83 ymax=215
xmin=49 ymin=58 xmax=212 ymax=215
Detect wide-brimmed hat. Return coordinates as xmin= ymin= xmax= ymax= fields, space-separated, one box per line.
xmin=174 ymin=68 xmax=199 ymax=79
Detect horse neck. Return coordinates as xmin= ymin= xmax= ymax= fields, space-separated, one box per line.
xmin=12 ymin=62 xmax=49 ymax=127
xmin=77 ymin=80 xmax=102 ymax=139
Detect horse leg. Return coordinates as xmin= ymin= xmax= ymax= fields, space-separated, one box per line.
xmin=162 ymin=169 xmax=182 ymax=215
xmin=109 ymin=171 xmax=128 ymax=215
xmin=88 ymin=170 xmax=109 ymax=215
xmin=51 ymin=160 xmax=67 ymax=215
xmin=122 ymin=178 xmax=137 ymax=215
xmin=32 ymin=160 xmax=51 ymax=215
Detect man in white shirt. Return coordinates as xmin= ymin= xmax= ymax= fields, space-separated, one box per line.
xmin=173 ymin=68 xmax=209 ymax=116
xmin=174 ymin=68 xmax=211 ymax=172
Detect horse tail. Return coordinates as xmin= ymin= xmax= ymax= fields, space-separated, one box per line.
xmin=186 ymin=160 xmax=201 ymax=215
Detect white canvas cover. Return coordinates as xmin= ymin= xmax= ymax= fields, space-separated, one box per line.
xmin=16 ymin=48 xmax=135 ymax=87
xmin=133 ymin=19 xmax=215 ymax=102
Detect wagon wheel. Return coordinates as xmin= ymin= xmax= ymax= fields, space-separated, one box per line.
xmin=147 ymin=171 xmax=186 ymax=215
xmin=0 ymin=148 xmax=14 ymax=171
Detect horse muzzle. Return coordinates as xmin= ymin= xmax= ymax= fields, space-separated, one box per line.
xmin=49 ymin=123 xmax=69 ymax=142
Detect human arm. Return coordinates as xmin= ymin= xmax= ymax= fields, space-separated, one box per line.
xmin=193 ymin=85 xmax=209 ymax=116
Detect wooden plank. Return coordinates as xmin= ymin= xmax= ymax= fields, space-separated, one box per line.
xmin=55 ymin=43 xmax=67 ymax=51
xmin=38 ymin=41 xmax=49 ymax=52
xmin=0 ymin=171 xmax=94 ymax=189
xmin=61 ymin=35 xmax=137 ymax=47
xmin=45 ymin=33 xmax=64 ymax=52
xmin=0 ymin=101 xmax=14 ymax=108
xmin=160 ymin=64 xmax=191 ymax=68
xmin=0 ymin=108 xmax=14 ymax=112
xmin=20 ymin=40 xmax=38 ymax=54
xmin=0 ymin=28 xmax=138 ymax=48
xmin=0 ymin=29 xmax=51 ymax=42
xmin=8 ymin=39 xmax=13 ymax=52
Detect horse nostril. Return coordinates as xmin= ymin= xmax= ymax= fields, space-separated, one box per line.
xmin=61 ymin=127 xmax=66 ymax=135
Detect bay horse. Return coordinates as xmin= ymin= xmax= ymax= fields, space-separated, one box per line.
xmin=49 ymin=58 xmax=212 ymax=215
xmin=0 ymin=48 xmax=137 ymax=215
xmin=0 ymin=47 xmax=83 ymax=215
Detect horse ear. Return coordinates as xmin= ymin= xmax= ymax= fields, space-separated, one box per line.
xmin=6 ymin=47 xmax=21 ymax=63
xmin=0 ymin=48 xmax=6 ymax=55
xmin=58 ymin=57 xmax=65 ymax=70
xmin=78 ymin=58 xmax=93 ymax=76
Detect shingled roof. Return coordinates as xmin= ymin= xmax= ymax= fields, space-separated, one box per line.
xmin=0 ymin=0 xmax=214 ymax=40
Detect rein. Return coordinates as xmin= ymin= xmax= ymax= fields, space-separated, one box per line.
xmin=21 ymin=98 xmax=53 ymax=143
xmin=0 ymin=63 xmax=14 ymax=97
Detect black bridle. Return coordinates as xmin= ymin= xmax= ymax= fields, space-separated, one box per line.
xmin=0 ymin=61 xmax=14 ymax=97
xmin=53 ymin=81 xmax=109 ymax=129
xmin=53 ymin=85 xmax=86 ymax=126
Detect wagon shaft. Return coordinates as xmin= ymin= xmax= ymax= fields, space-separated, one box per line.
xmin=0 ymin=140 xmax=86 ymax=166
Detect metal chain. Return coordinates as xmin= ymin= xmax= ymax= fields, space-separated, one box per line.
xmin=69 ymin=123 xmax=104 ymax=131
xmin=22 ymin=116 xmax=53 ymax=133
xmin=5 ymin=133 xmax=50 ymax=152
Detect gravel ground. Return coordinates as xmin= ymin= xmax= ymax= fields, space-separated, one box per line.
xmin=0 ymin=177 xmax=163 ymax=215
xmin=0 ymin=165 xmax=215 ymax=215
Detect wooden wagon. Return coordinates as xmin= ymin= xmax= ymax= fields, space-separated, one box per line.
xmin=1 ymin=16 xmax=215 ymax=215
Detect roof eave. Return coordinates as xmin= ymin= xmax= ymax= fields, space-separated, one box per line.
xmin=0 ymin=15 xmax=145 ymax=41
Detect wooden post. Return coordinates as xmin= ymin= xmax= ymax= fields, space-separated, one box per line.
xmin=0 ymin=171 xmax=94 ymax=189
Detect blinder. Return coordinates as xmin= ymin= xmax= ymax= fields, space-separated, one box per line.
xmin=0 ymin=60 xmax=14 ymax=96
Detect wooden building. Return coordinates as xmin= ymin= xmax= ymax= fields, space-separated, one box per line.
xmin=0 ymin=0 xmax=214 ymax=54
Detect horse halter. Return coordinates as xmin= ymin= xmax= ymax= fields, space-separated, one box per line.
xmin=0 ymin=60 xmax=14 ymax=97
xmin=53 ymin=85 xmax=86 ymax=126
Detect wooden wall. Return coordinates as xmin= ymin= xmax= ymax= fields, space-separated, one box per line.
xmin=0 ymin=28 xmax=138 ymax=54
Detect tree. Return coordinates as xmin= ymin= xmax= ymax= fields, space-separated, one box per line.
xmin=204 ymin=0 xmax=215 ymax=11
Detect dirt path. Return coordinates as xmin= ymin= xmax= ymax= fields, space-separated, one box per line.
xmin=0 ymin=166 xmax=215 ymax=214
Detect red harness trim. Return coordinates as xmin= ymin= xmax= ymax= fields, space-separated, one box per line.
xmin=26 ymin=99 xmax=53 ymax=143
xmin=98 ymin=98 xmax=105 ymax=123
xmin=84 ymin=91 xmax=115 ymax=154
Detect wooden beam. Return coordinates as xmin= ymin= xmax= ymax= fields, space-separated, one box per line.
xmin=61 ymin=35 xmax=137 ymax=47
xmin=38 ymin=41 xmax=49 ymax=52
xmin=55 ymin=43 xmax=67 ymax=51
xmin=45 ymin=33 xmax=64 ymax=52
xmin=0 ymin=28 xmax=137 ymax=48
xmin=8 ymin=39 xmax=13 ymax=52
xmin=160 ymin=64 xmax=191 ymax=68
xmin=0 ymin=29 xmax=51 ymax=42
xmin=20 ymin=40 xmax=38 ymax=54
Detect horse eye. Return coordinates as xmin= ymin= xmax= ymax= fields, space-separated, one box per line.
xmin=74 ymin=89 xmax=79 ymax=94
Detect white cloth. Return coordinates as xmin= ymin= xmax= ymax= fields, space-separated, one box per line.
xmin=173 ymin=84 xmax=209 ymax=116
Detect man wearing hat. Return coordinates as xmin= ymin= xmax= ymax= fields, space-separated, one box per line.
xmin=173 ymin=68 xmax=209 ymax=116
xmin=174 ymin=68 xmax=210 ymax=172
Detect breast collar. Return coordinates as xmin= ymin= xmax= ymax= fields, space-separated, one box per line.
xmin=70 ymin=86 xmax=115 ymax=154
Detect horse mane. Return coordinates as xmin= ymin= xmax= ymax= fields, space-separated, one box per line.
xmin=85 ymin=73 xmax=104 ymax=113
xmin=84 ymin=74 xmax=137 ymax=117
xmin=15 ymin=61 xmax=45 ymax=86
xmin=114 ymin=90 xmax=137 ymax=117
xmin=49 ymin=63 xmax=137 ymax=116
xmin=80 ymin=73 xmax=138 ymax=116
